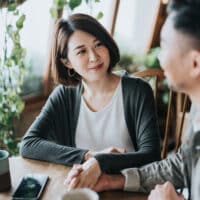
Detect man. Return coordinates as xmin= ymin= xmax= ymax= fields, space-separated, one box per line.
xmin=65 ymin=0 xmax=200 ymax=199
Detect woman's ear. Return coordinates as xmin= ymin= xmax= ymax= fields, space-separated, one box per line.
xmin=189 ymin=50 xmax=200 ymax=78
xmin=60 ymin=58 xmax=73 ymax=69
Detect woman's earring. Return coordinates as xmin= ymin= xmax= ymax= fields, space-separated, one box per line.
xmin=68 ymin=68 xmax=76 ymax=77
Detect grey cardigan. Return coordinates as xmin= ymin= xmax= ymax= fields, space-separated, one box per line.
xmin=20 ymin=75 xmax=161 ymax=173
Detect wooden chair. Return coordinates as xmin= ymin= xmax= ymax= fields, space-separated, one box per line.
xmin=133 ymin=68 xmax=164 ymax=101
xmin=133 ymin=68 xmax=188 ymax=159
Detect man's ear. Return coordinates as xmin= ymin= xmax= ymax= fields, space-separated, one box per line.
xmin=190 ymin=50 xmax=200 ymax=78
xmin=60 ymin=58 xmax=73 ymax=69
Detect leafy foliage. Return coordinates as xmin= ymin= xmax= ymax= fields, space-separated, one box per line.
xmin=115 ymin=47 xmax=161 ymax=74
xmin=69 ymin=0 xmax=82 ymax=10
xmin=50 ymin=0 xmax=103 ymax=19
xmin=0 ymin=1 xmax=26 ymax=155
xmin=133 ymin=47 xmax=161 ymax=69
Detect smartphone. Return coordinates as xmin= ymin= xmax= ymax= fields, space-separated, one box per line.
xmin=12 ymin=174 xmax=49 ymax=200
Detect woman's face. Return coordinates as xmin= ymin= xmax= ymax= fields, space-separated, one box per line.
xmin=66 ymin=30 xmax=110 ymax=83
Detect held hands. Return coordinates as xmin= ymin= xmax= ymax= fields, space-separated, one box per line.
xmin=148 ymin=181 xmax=184 ymax=200
xmin=64 ymin=158 xmax=101 ymax=190
xmin=65 ymin=147 xmax=125 ymax=190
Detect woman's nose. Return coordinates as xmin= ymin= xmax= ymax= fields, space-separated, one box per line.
xmin=89 ymin=49 xmax=99 ymax=62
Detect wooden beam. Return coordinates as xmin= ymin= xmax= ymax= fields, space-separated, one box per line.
xmin=110 ymin=0 xmax=120 ymax=36
xmin=145 ymin=2 xmax=167 ymax=52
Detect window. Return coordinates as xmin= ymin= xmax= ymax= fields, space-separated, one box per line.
xmin=0 ymin=0 xmax=53 ymax=96
xmin=114 ymin=0 xmax=160 ymax=54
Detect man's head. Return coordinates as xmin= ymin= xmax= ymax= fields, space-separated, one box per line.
xmin=158 ymin=0 xmax=200 ymax=97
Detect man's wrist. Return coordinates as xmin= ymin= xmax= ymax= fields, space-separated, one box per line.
xmin=105 ymin=174 xmax=125 ymax=190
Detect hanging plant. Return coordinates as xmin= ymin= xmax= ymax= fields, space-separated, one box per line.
xmin=0 ymin=0 xmax=26 ymax=155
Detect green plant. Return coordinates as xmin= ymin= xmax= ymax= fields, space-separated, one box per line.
xmin=50 ymin=0 xmax=103 ymax=19
xmin=143 ymin=47 xmax=160 ymax=68
xmin=133 ymin=47 xmax=161 ymax=69
xmin=116 ymin=47 xmax=161 ymax=74
xmin=114 ymin=53 xmax=136 ymax=73
xmin=0 ymin=0 xmax=26 ymax=155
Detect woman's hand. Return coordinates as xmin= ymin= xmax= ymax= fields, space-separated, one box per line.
xmin=84 ymin=147 xmax=126 ymax=161
xmin=65 ymin=158 xmax=101 ymax=190
xmin=64 ymin=164 xmax=83 ymax=186
xmin=148 ymin=182 xmax=184 ymax=200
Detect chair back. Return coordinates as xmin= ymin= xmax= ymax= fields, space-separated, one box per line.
xmin=133 ymin=68 xmax=164 ymax=101
xmin=133 ymin=68 xmax=188 ymax=159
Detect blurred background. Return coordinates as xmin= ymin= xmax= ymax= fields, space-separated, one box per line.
xmin=2 ymin=0 xmax=189 ymax=156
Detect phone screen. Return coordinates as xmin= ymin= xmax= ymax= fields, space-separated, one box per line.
xmin=12 ymin=174 xmax=49 ymax=200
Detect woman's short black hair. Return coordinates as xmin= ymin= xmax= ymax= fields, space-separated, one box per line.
xmin=49 ymin=13 xmax=120 ymax=86
xmin=167 ymin=0 xmax=200 ymax=48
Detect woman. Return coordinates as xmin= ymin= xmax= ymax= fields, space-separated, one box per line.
xmin=20 ymin=13 xmax=160 ymax=188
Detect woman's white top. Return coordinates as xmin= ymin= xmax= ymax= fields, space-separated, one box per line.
xmin=75 ymin=79 xmax=134 ymax=152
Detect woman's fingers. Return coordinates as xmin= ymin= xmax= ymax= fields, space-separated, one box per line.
xmin=74 ymin=172 xmax=98 ymax=189
xmin=64 ymin=165 xmax=83 ymax=185
xmin=66 ymin=158 xmax=102 ymax=189
xmin=68 ymin=177 xmax=80 ymax=190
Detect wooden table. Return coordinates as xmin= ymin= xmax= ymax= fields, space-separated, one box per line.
xmin=0 ymin=157 xmax=147 ymax=200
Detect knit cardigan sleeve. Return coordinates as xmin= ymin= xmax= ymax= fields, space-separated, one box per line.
xmin=20 ymin=85 xmax=88 ymax=166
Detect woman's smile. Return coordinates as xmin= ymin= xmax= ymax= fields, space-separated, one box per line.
xmin=88 ymin=63 xmax=103 ymax=71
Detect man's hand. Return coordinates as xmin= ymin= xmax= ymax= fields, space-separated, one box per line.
xmin=93 ymin=173 xmax=110 ymax=192
xmin=93 ymin=173 xmax=125 ymax=192
xmin=98 ymin=147 xmax=126 ymax=154
xmin=148 ymin=182 xmax=184 ymax=200
xmin=65 ymin=158 xmax=101 ymax=190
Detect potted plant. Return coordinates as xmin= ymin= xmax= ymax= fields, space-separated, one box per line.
xmin=0 ymin=0 xmax=26 ymax=155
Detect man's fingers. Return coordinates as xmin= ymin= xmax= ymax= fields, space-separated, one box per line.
xmin=116 ymin=147 xmax=126 ymax=153
xmin=110 ymin=147 xmax=126 ymax=153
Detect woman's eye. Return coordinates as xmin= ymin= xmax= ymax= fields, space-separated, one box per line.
xmin=77 ymin=49 xmax=86 ymax=55
xmin=95 ymin=42 xmax=103 ymax=48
